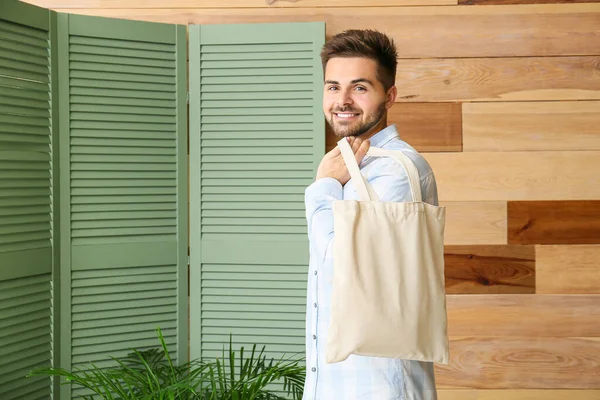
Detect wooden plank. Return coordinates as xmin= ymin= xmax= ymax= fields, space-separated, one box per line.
xmin=439 ymin=390 xmax=479 ymax=400
xmin=24 ymin=0 xmax=457 ymax=8
xmin=442 ymin=202 xmax=507 ymax=245
xmin=444 ymin=246 xmax=534 ymax=294
xmin=435 ymin=337 xmax=600 ymax=389
xmin=460 ymin=0 xmax=599 ymax=4
xmin=325 ymin=103 xmax=462 ymax=153
xmin=396 ymin=57 xmax=600 ymax=103
xmin=537 ymin=245 xmax=600 ymax=294
xmin=446 ymin=295 xmax=600 ymax=336
xmin=391 ymin=103 xmax=462 ymax=152
xmin=425 ymin=152 xmax=600 ymax=201
xmin=438 ymin=389 xmax=600 ymax=400
xmin=508 ymin=201 xmax=600 ymax=245
xmin=463 ymin=101 xmax=600 ymax=152
xmin=49 ymin=4 xmax=600 ymax=58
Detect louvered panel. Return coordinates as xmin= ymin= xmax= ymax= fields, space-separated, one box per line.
xmin=202 ymin=162 xmax=312 ymax=171
xmin=190 ymin=23 xmax=324 ymax=374
xmin=71 ymin=79 xmax=174 ymax=93
xmin=202 ymin=123 xmax=314 ymax=133
xmin=71 ymin=70 xmax=176 ymax=86
xmin=69 ymin=38 xmax=175 ymax=60
xmin=0 ymin=86 xmax=48 ymax=110
xmin=70 ymin=52 xmax=174 ymax=69
xmin=70 ymin=61 xmax=175 ymax=77
xmin=201 ymin=92 xmax=311 ymax=240
xmin=70 ymin=87 xmax=176 ymax=102
xmin=203 ymin=107 xmax=313 ymax=116
xmin=202 ymin=76 xmax=312 ymax=86
xmin=0 ymin=36 xmax=47 ymax=59
xmin=203 ymin=91 xmax=314 ymax=101
xmin=203 ymin=100 xmax=313 ymax=109
xmin=69 ymin=261 xmax=181 ymax=391
xmin=0 ymin=274 xmax=52 ymax=399
xmin=70 ymin=266 xmax=178 ymax=365
xmin=71 ymin=105 xmax=176 ymax=117
xmin=62 ymin=14 xmax=188 ymax=399
xmin=203 ymin=83 xmax=314 ymax=93
xmin=0 ymin=8 xmax=53 ymax=398
xmin=201 ymin=262 xmax=307 ymax=361
xmin=202 ymin=50 xmax=313 ymax=61
xmin=202 ymin=42 xmax=314 ymax=54
xmin=69 ymin=28 xmax=178 ymax=244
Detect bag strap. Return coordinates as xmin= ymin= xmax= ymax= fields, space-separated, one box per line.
xmin=338 ymin=138 xmax=379 ymax=201
xmin=367 ymin=147 xmax=422 ymax=203
xmin=337 ymin=138 xmax=423 ymax=203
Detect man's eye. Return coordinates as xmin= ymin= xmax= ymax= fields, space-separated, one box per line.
xmin=355 ymin=86 xmax=366 ymax=92
xmin=327 ymin=86 xmax=338 ymax=91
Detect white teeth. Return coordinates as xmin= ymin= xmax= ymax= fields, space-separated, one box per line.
xmin=336 ymin=113 xmax=358 ymax=118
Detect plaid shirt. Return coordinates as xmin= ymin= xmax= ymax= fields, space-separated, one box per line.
xmin=303 ymin=125 xmax=440 ymax=400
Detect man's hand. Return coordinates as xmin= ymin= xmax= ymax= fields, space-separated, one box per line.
xmin=315 ymin=136 xmax=370 ymax=186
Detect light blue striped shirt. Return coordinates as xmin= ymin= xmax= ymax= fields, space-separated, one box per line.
xmin=303 ymin=124 xmax=439 ymax=400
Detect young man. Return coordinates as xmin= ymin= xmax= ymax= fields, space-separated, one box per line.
xmin=303 ymin=29 xmax=439 ymax=400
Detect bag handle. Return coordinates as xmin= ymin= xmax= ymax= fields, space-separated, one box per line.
xmin=338 ymin=138 xmax=379 ymax=201
xmin=337 ymin=138 xmax=423 ymax=203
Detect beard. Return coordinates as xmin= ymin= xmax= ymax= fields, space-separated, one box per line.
xmin=327 ymin=100 xmax=387 ymax=138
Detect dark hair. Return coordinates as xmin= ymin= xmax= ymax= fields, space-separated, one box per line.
xmin=321 ymin=29 xmax=398 ymax=91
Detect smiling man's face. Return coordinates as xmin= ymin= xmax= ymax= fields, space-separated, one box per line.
xmin=323 ymin=57 xmax=395 ymax=139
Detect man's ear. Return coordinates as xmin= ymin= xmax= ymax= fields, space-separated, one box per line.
xmin=386 ymin=86 xmax=398 ymax=109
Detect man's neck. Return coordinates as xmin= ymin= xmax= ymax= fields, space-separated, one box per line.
xmin=360 ymin=119 xmax=388 ymax=141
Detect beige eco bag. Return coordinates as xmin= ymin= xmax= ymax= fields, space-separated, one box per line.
xmin=326 ymin=138 xmax=449 ymax=365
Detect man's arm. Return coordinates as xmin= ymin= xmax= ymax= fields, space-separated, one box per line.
xmin=305 ymin=137 xmax=370 ymax=264
xmin=305 ymin=178 xmax=342 ymax=264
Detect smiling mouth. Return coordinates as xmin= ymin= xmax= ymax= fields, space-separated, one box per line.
xmin=334 ymin=113 xmax=360 ymax=118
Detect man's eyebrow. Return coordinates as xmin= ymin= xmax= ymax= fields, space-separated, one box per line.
xmin=324 ymin=79 xmax=374 ymax=86
xmin=351 ymin=78 xmax=374 ymax=86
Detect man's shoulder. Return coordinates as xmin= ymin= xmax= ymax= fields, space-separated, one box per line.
xmin=376 ymin=137 xmax=439 ymax=205
xmin=379 ymin=137 xmax=434 ymax=178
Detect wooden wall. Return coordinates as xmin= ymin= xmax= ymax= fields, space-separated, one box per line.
xmin=24 ymin=1 xmax=600 ymax=399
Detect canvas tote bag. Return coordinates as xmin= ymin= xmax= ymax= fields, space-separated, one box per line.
xmin=326 ymin=138 xmax=449 ymax=365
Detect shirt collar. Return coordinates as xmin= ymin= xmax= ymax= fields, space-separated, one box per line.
xmin=368 ymin=124 xmax=400 ymax=148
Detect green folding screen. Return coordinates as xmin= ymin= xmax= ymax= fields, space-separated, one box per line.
xmin=189 ymin=22 xmax=325 ymax=362
xmin=55 ymin=12 xmax=188 ymax=399
xmin=1 ymin=1 xmax=325 ymax=397
xmin=0 ymin=1 xmax=57 ymax=398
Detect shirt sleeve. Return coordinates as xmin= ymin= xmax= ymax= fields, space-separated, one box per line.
xmin=370 ymin=167 xmax=439 ymax=206
xmin=304 ymin=177 xmax=342 ymax=265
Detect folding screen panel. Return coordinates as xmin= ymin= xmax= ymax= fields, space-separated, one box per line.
xmin=0 ymin=1 xmax=57 ymax=398
xmin=189 ymin=22 xmax=325 ymax=362
xmin=56 ymin=12 xmax=188 ymax=399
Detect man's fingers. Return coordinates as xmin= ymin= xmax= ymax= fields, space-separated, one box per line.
xmin=355 ymin=139 xmax=370 ymax=163
xmin=338 ymin=136 xmax=369 ymax=161
xmin=351 ymin=137 xmax=362 ymax=153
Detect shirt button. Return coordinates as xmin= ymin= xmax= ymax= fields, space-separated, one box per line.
xmin=312 ymin=334 xmax=317 ymax=340
xmin=311 ymin=367 xmax=316 ymax=372
xmin=313 ymin=303 xmax=317 ymax=308
xmin=314 ymin=270 xmax=317 ymax=275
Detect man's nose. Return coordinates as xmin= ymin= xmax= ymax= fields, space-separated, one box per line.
xmin=339 ymin=89 xmax=353 ymax=106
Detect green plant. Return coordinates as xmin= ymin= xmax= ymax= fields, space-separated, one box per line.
xmin=29 ymin=328 xmax=206 ymax=400
xmin=28 ymin=328 xmax=304 ymax=400
xmin=202 ymin=337 xmax=304 ymax=400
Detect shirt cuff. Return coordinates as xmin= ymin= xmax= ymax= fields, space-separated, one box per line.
xmin=305 ymin=177 xmax=343 ymax=204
